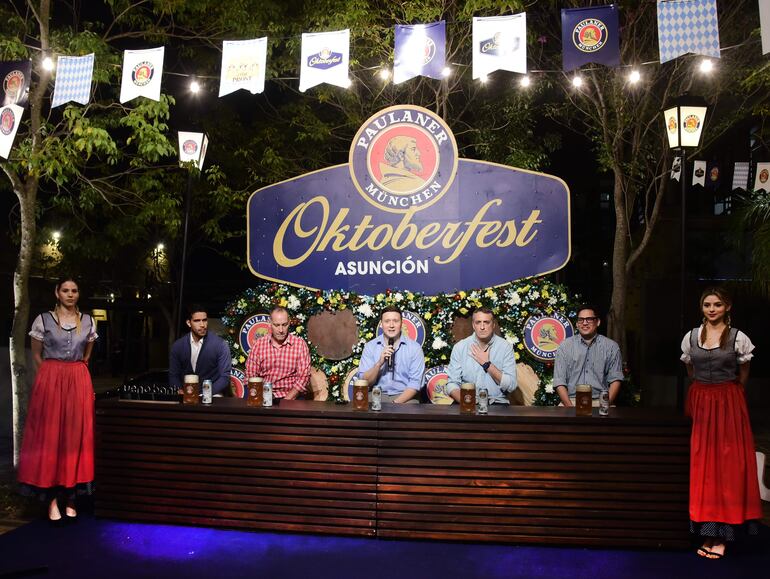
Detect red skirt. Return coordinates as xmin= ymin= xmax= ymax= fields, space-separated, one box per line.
xmin=686 ymin=380 xmax=762 ymax=524
xmin=17 ymin=359 xmax=95 ymax=490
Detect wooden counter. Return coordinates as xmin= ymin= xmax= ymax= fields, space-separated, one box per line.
xmin=95 ymin=399 xmax=690 ymax=548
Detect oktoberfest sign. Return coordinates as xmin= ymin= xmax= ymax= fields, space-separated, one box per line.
xmin=247 ymin=105 xmax=571 ymax=294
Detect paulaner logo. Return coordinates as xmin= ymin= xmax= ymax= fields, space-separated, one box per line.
xmin=572 ymin=19 xmax=607 ymax=53
xmin=349 ymin=105 xmax=458 ymax=213
xmin=132 ymin=61 xmax=154 ymax=86
xmin=308 ymin=48 xmax=343 ymax=70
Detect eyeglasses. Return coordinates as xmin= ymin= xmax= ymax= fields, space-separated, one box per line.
xmin=576 ymin=317 xmax=598 ymax=324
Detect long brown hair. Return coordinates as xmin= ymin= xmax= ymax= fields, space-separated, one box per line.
xmin=54 ymin=276 xmax=82 ymax=335
xmin=699 ymin=287 xmax=732 ymax=349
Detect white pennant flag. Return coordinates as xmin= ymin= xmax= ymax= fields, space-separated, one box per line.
xmin=754 ymin=162 xmax=770 ymax=192
xmin=178 ymin=132 xmax=208 ymax=169
xmin=0 ymin=104 xmax=23 ymax=158
xmin=761 ymin=0 xmax=770 ymax=55
xmin=120 ymin=47 xmax=165 ymax=103
xmin=219 ymin=38 xmax=267 ymax=97
xmin=692 ymin=160 xmax=707 ymax=187
xmin=670 ymin=156 xmax=682 ymax=182
xmin=731 ymin=162 xmax=750 ymax=191
xmin=472 ymin=13 xmax=527 ymax=79
xmin=299 ymin=29 xmax=350 ymax=92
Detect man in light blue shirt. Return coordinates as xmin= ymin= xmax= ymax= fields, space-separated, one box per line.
xmin=358 ymin=306 xmax=425 ymax=403
xmin=446 ymin=308 xmax=517 ymax=405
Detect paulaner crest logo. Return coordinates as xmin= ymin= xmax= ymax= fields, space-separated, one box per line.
xmin=376 ymin=311 xmax=426 ymax=347
xmin=0 ymin=108 xmax=15 ymax=135
xmin=523 ymin=312 xmax=574 ymax=361
xmin=683 ymin=115 xmax=701 ymax=133
xmin=230 ymin=368 xmax=247 ymax=398
xmin=424 ymin=365 xmax=452 ymax=404
xmin=132 ymin=61 xmax=155 ymax=86
xmin=308 ymin=48 xmax=343 ymax=70
xmin=350 ymin=105 xmax=458 ymax=213
xmin=3 ymin=70 xmax=25 ymax=103
xmin=572 ymin=19 xmax=607 ymax=53
xmin=182 ymin=139 xmax=198 ymax=155
xmin=239 ymin=314 xmax=271 ymax=353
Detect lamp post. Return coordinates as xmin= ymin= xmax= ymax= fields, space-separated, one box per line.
xmin=661 ymin=95 xmax=708 ymax=411
xmin=176 ymin=131 xmax=209 ymax=335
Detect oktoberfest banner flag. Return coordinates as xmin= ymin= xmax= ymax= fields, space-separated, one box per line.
xmin=472 ymin=13 xmax=527 ymax=79
xmin=657 ymin=0 xmax=720 ymax=64
xmin=731 ymin=162 xmax=749 ymax=191
xmin=754 ymin=162 xmax=770 ymax=192
xmin=0 ymin=104 xmax=24 ymax=159
xmin=0 ymin=60 xmax=31 ymax=107
xmin=394 ymin=21 xmax=446 ymax=84
xmin=761 ymin=0 xmax=770 ymax=55
xmin=561 ymin=5 xmax=620 ymax=72
xmin=299 ymin=29 xmax=350 ymax=92
xmin=51 ymin=54 xmax=94 ymax=108
xmin=178 ymin=131 xmax=208 ymax=169
xmin=692 ymin=160 xmax=707 ymax=187
xmin=219 ymin=38 xmax=267 ymax=97
xmin=120 ymin=47 xmax=164 ymax=103
xmin=670 ymin=155 xmax=682 ymax=182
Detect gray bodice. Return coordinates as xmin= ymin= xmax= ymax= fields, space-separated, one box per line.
xmin=39 ymin=312 xmax=94 ymax=361
xmin=689 ymin=327 xmax=738 ymax=383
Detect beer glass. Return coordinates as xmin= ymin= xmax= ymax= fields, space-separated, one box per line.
xmin=183 ymin=374 xmax=200 ymax=405
xmin=353 ymin=379 xmax=368 ymax=411
xmin=247 ymin=376 xmax=264 ymax=407
xmin=575 ymin=384 xmax=593 ymax=416
xmin=460 ymin=383 xmax=476 ymax=414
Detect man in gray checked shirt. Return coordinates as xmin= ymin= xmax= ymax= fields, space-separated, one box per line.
xmin=553 ymin=304 xmax=624 ymax=407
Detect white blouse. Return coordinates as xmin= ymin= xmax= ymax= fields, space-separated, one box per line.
xmin=29 ymin=312 xmax=99 ymax=342
xmin=680 ymin=327 xmax=754 ymax=365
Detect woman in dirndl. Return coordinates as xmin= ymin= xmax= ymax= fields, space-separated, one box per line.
xmin=680 ymin=287 xmax=761 ymax=559
xmin=17 ymin=277 xmax=97 ymax=525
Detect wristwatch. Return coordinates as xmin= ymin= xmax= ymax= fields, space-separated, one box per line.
xmin=481 ymin=361 xmax=491 ymax=373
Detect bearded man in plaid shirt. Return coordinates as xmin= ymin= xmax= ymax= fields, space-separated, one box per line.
xmin=245 ymin=307 xmax=311 ymax=400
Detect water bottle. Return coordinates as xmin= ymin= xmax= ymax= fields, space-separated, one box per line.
xmin=371 ymin=384 xmax=382 ymax=411
xmin=202 ymin=379 xmax=213 ymax=405
xmin=599 ymin=389 xmax=610 ymax=416
xmin=263 ymin=382 xmax=273 ymax=407
xmin=477 ymin=385 xmax=489 ymax=414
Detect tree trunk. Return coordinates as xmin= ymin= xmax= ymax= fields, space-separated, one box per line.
xmin=607 ymin=170 xmax=628 ymax=356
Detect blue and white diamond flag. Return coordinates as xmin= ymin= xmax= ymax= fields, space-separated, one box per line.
xmin=394 ymin=21 xmax=446 ymax=84
xmin=657 ymin=0 xmax=720 ymax=64
xmin=219 ymin=38 xmax=267 ymax=97
xmin=120 ymin=47 xmax=164 ymax=103
xmin=0 ymin=104 xmax=24 ymax=159
xmin=299 ymin=29 xmax=350 ymax=92
xmin=731 ymin=162 xmax=749 ymax=190
xmin=472 ymin=13 xmax=527 ymax=79
xmin=51 ymin=53 xmax=94 ymax=108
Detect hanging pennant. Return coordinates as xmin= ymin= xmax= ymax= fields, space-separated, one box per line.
xmin=472 ymin=13 xmax=527 ymax=79
xmin=657 ymin=0 xmax=720 ymax=64
xmin=0 ymin=104 xmax=24 ymax=159
xmin=761 ymin=0 xmax=770 ymax=55
xmin=670 ymin=155 xmax=682 ymax=182
xmin=299 ymin=29 xmax=350 ymax=92
xmin=731 ymin=162 xmax=749 ymax=191
xmin=394 ymin=21 xmax=446 ymax=84
xmin=120 ymin=47 xmax=165 ymax=103
xmin=178 ymin=131 xmax=208 ymax=169
xmin=692 ymin=160 xmax=706 ymax=187
xmin=561 ymin=5 xmax=620 ymax=72
xmin=51 ymin=54 xmax=94 ymax=108
xmin=0 ymin=60 xmax=31 ymax=107
xmin=705 ymin=161 xmax=721 ymax=191
xmin=219 ymin=38 xmax=267 ymax=97
xmin=754 ymin=162 xmax=770 ymax=192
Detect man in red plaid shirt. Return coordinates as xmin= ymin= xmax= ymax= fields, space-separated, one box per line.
xmin=245 ymin=307 xmax=310 ymax=400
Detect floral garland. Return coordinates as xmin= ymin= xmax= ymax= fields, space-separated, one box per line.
xmin=221 ymin=278 xmax=582 ymax=404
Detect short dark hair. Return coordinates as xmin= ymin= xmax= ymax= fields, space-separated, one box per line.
xmin=576 ymin=304 xmax=600 ymax=318
xmin=187 ymin=304 xmax=208 ymax=320
xmin=380 ymin=305 xmax=402 ymax=319
xmin=471 ymin=307 xmax=495 ymax=318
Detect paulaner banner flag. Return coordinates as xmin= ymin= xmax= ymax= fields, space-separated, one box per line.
xmin=472 ymin=13 xmax=527 ymax=79
xmin=219 ymin=38 xmax=267 ymax=97
xmin=0 ymin=104 xmax=24 ymax=159
xmin=394 ymin=21 xmax=446 ymax=84
xmin=657 ymin=0 xmax=720 ymax=64
xmin=0 ymin=60 xmax=31 ymax=107
xmin=692 ymin=160 xmax=707 ymax=187
xmin=178 ymin=131 xmax=208 ymax=169
xmin=760 ymin=0 xmax=770 ymax=55
xmin=120 ymin=47 xmax=165 ymax=103
xmin=731 ymin=162 xmax=749 ymax=190
xmin=754 ymin=162 xmax=770 ymax=192
xmin=671 ymin=156 xmax=682 ymax=181
xmin=299 ymin=29 xmax=350 ymax=92
xmin=51 ymin=54 xmax=94 ymax=108
xmin=561 ymin=5 xmax=620 ymax=72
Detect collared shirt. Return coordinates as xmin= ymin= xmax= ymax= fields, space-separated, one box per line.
xmin=358 ymin=336 xmax=425 ymax=396
xmin=446 ymin=334 xmax=517 ymax=404
xmin=245 ymin=333 xmax=311 ymax=398
xmin=190 ymin=334 xmax=203 ymax=372
xmin=553 ymin=334 xmax=624 ymax=399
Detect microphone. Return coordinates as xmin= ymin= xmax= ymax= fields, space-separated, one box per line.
xmin=386 ymin=337 xmax=395 ymax=373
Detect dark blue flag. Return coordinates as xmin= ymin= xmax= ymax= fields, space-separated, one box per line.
xmin=394 ymin=21 xmax=446 ymax=84
xmin=561 ymin=5 xmax=620 ymax=72
xmin=0 ymin=60 xmax=31 ymax=107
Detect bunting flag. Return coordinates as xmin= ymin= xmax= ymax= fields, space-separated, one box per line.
xmin=51 ymin=54 xmax=94 ymax=108
xmin=761 ymin=0 xmax=770 ymax=55
xmin=219 ymin=38 xmax=267 ymax=97
xmin=299 ymin=29 xmax=350 ymax=92
xmin=0 ymin=104 xmax=24 ymax=159
xmin=394 ymin=21 xmax=446 ymax=84
xmin=120 ymin=47 xmax=165 ymax=103
xmin=670 ymin=155 xmax=682 ymax=181
xmin=1 ymin=60 xmax=31 ymax=107
xmin=561 ymin=5 xmax=620 ymax=71
xmin=754 ymin=162 xmax=770 ymax=192
xmin=657 ymin=0 xmax=720 ymax=64
xmin=731 ymin=162 xmax=749 ymax=190
xmin=472 ymin=13 xmax=527 ymax=79
xmin=705 ymin=161 xmax=721 ymax=190
xmin=692 ymin=160 xmax=707 ymax=186
xmin=178 ymin=131 xmax=208 ymax=169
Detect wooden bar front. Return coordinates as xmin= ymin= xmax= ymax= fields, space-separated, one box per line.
xmin=95 ymin=399 xmax=690 ymax=548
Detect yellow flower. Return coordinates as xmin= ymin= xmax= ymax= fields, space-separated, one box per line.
xmin=485 ymin=289 xmax=495 ymax=298
xmin=545 ymin=307 xmax=553 ymax=314
xmin=376 ymin=294 xmax=384 ymax=302
xmin=458 ymin=291 xmax=467 ymax=299
xmin=279 ymin=297 xmax=288 ymax=307
xmin=316 ymin=297 xmax=324 ymax=305
xmin=407 ymin=292 xmax=414 ymax=301
xmin=517 ymin=343 xmax=524 ymax=350
xmin=424 ymin=312 xmax=432 ymax=320
xmin=432 ymin=324 xmax=442 ymax=333
xmin=459 ymin=307 xmax=468 ymax=315
xmin=339 ymin=303 xmax=347 ymax=310
xmin=353 ymin=359 xmax=360 ymax=366
xmin=542 ymin=289 xmax=550 ymax=298
xmin=431 ymin=297 xmax=437 ymax=302
xmin=473 ymin=301 xmax=482 ymax=308
xmin=515 ymin=352 xmax=520 ymax=360
xmin=238 ymin=355 xmax=245 ymax=363
xmin=366 ymin=332 xmax=374 ymax=339
xmin=440 ymin=354 xmax=447 ymax=360
xmin=295 ymin=325 xmax=304 ymax=333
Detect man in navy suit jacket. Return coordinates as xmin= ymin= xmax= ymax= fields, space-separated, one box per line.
xmin=169 ymin=305 xmax=232 ymax=395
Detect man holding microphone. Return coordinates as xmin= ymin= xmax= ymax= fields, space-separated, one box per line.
xmin=357 ymin=306 xmax=425 ymax=403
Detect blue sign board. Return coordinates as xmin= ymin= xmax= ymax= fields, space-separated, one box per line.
xmin=248 ymin=105 xmax=570 ymax=294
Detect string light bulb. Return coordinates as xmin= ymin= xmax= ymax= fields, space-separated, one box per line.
xmin=42 ymin=57 xmax=54 ymax=71
xmin=519 ymin=76 xmax=531 ymax=88
xmin=189 ymin=80 xmax=200 ymax=93
xmin=378 ymin=68 xmax=391 ymax=81
xmin=441 ymin=67 xmax=452 ymax=78
xmin=156 ymin=243 xmax=164 ymax=251
xmin=571 ymin=75 xmax=583 ymax=88
xmin=52 ymin=231 xmax=61 ymax=241
xmin=628 ymin=70 xmax=641 ymax=84
xmin=478 ymin=74 xmax=488 ymax=84
xmin=699 ymin=59 xmax=714 ymax=74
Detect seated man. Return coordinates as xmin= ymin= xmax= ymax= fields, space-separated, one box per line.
xmin=357 ymin=306 xmax=425 ymax=403
xmin=169 ymin=305 xmax=232 ymax=395
xmin=553 ymin=304 xmax=623 ymax=407
xmin=245 ymin=306 xmax=310 ymax=400
xmin=446 ymin=308 xmax=517 ymax=404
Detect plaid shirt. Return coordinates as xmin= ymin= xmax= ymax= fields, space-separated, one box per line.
xmin=245 ymin=333 xmax=310 ymax=398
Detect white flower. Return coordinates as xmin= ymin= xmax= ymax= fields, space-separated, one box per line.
xmin=545 ymin=381 xmax=554 ymax=394
xmin=432 ymin=337 xmax=448 ymax=350
xmin=507 ymin=293 xmax=521 ymax=306
xmin=232 ymin=358 xmax=238 ymax=366
xmin=287 ymin=295 xmax=301 ymax=310
xmin=531 ymin=291 xmax=540 ymax=299
xmin=548 ymin=297 xmax=557 ymax=305
xmin=505 ymin=334 xmax=516 ymax=345
xmin=394 ymin=292 xmax=404 ymax=302
xmin=296 ymin=313 xmax=306 ymax=321
xmin=357 ymin=303 xmax=374 ymax=318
